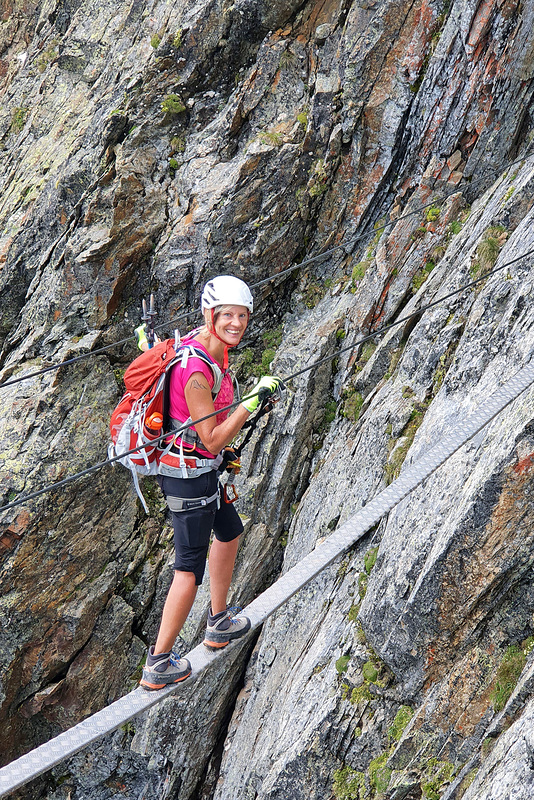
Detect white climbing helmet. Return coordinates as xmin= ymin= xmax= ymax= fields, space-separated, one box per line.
xmin=201 ymin=275 xmax=254 ymax=313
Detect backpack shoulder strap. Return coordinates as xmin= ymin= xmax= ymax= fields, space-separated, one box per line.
xmin=161 ymin=344 xmax=225 ymax=432
xmin=177 ymin=344 xmax=224 ymax=395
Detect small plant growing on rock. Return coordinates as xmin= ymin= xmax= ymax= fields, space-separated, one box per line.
xmin=259 ymin=130 xmax=283 ymax=147
xmin=471 ymin=225 xmax=508 ymax=279
xmin=425 ymin=204 xmax=441 ymax=223
xmin=173 ymin=29 xmax=183 ymax=48
xmin=364 ymin=547 xmax=378 ymax=574
xmin=490 ymin=638 xmax=534 ymax=711
xmin=342 ymin=388 xmax=363 ymax=421
xmin=412 ymin=260 xmax=435 ymax=292
xmin=151 ymin=34 xmax=161 ymax=48
xmin=388 ymin=705 xmax=414 ymax=741
xmin=333 ymin=766 xmax=366 ymax=800
xmin=351 ymin=259 xmax=371 ymax=288
xmin=308 ymin=159 xmax=329 ymax=198
xmin=336 ymin=655 xmax=351 ymax=675
xmin=161 ymin=94 xmax=186 ymax=114
xmin=10 ymin=107 xmax=28 ymax=133
xmin=421 ymin=759 xmax=456 ymax=800
xmin=279 ymin=48 xmax=296 ymax=69
xmin=297 ymin=108 xmax=309 ymax=128
xmin=369 ymin=752 xmax=392 ymax=794
xmin=171 ymin=134 xmax=186 ymax=153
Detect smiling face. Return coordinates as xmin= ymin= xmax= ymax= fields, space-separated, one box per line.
xmin=211 ymin=304 xmax=249 ymax=347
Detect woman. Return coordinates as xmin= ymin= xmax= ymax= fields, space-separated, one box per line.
xmin=140 ymin=276 xmax=281 ymax=690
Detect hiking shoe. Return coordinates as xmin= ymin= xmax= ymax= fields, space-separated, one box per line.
xmin=140 ymin=646 xmax=191 ymax=690
xmin=204 ymin=606 xmax=251 ymax=649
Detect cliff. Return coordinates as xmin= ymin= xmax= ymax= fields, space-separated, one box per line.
xmin=1 ymin=0 xmax=534 ymax=798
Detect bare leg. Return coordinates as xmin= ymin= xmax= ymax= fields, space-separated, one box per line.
xmin=209 ymin=537 xmax=240 ymax=615
xmin=154 ymin=570 xmax=197 ymax=654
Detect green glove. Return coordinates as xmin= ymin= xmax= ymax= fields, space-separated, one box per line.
xmin=241 ymin=376 xmax=282 ymax=413
xmin=135 ymin=323 xmax=148 ymax=351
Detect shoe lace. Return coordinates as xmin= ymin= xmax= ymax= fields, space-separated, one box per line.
xmin=169 ymin=651 xmax=183 ymax=667
xmin=226 ymin=605 xmax=243 ymax=618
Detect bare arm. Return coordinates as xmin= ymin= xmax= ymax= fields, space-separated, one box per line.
xmin=183 ymin=372 xmax=250 ymax=454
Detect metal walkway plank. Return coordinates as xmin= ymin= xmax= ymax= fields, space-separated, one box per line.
xmin=1 ymin=359 xmax=534 ymax=797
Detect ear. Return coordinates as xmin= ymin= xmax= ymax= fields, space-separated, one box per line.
xmin=204 ymin=308 xmax=214 ymax=330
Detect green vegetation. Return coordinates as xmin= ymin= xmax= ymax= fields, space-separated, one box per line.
xmin=385 ymin=406 xmax=427 ymax=484
xmin=342 ymin=389 xmax=363 ymax=422
xmin=37 ymin=42 xmax=58 ymax=73
xmin=239 ymin=326 xmax=283 ymax=379
xmin=351 ymin=259 xmax=371 ymax=288
xmin=470 ymin=225 xmax=507 ymax=279
xmin=171 ymin=134 xmax=186 ymax=153
xmin=411 ymin=226 xmax=428 ymax=240
xmin=388 ymin=705 xmax=414 ymax=741
xmin=279 ymin=49 xmax=296 ymax=69
xmin=169 ymin=157 xmax=179 ymax=171
xmin=333 ymin=766 xmax=366 ymax=799
xmin=362 ymin=660 xmax=378 ymax=682
xmin=336 ymin=655 xmax=351 ymax=675
xmin=457 ymin=768 xmax=478 ymax=797
xmin=421 ymin=759 xmax=455 ymax=800
xmin=490 ymin=638 xmax=534 ymax=711
xmin=412 ymin=260 xmax=435 ymax=292
xmin=161 ymin=94 xmax=186 ymax=114
xmin=364 ymin=547 xmax=378 ymax=575
xmin=151 ymin=34 xmax=161 ymax=48
xmin=10 ymin=107 xmax=28 ymax=133
xmin=297 ymin=108 xmax=309 ymax=128
xmin=259 ymin=131 xmax=283 ymax=147
xmin=425 ymin=204 xmax=441 ymax=223
xmin=357 ymin=571 xmax=368 ymax=599
xmin=308 ymin=159 xmax=329 ymax=198
xmin=502 ymin=186 xmax=515 ymax=204
xmin=349 ymin=683 xmax=373 ymax=704
xmin=369 ymin=752 xmax=392 ymax=794
xmin=173 ymin=29 xmax=183 ymax=48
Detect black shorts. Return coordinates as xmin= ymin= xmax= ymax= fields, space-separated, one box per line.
xmin=158 ymin=471 xmax=244 ymax=585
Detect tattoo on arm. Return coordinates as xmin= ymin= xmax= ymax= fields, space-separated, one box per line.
xmin=191 ymin=378 xmax=209 ymax=391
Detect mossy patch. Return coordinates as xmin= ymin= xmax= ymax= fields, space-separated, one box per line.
xmin=490 ymin=637 xmax=534 ymax=711
xmin=333 ymin=766 xmax=366 ymax=799
xmin=388 ymin=705 xmax=414 ymax=741
xmin=364 ymin=547 xmax=378 ymax=574
xmin=336 ymin=655 xmax=351 ymax=674
xmin=161 ymin=94 xmax=186 ymax=114
xmin=369 ymin=752 xmax=392 ymax=794
xmin=10 ymin=107 xmax=28 ymax=133
xmin=421 ymin=759 xmax=455 ymax=800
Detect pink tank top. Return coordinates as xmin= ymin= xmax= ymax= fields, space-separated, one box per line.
xmin=168 ymin=338 xmax=234 ymax=458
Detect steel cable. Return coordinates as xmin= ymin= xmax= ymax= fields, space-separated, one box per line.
xmin=2 ymin=149 xmax=533 ymax=390
xmin=0 ymin=245 xmax=533 ymax=517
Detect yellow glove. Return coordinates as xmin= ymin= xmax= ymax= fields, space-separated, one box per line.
xmin=241 ymin=376 xmax=283 ymax=413
xmin=135 ymin=324 xmax=148 ymax=351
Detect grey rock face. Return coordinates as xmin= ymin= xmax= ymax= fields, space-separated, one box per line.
xmin=2 ymin=0 xmax=534 ymax=798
